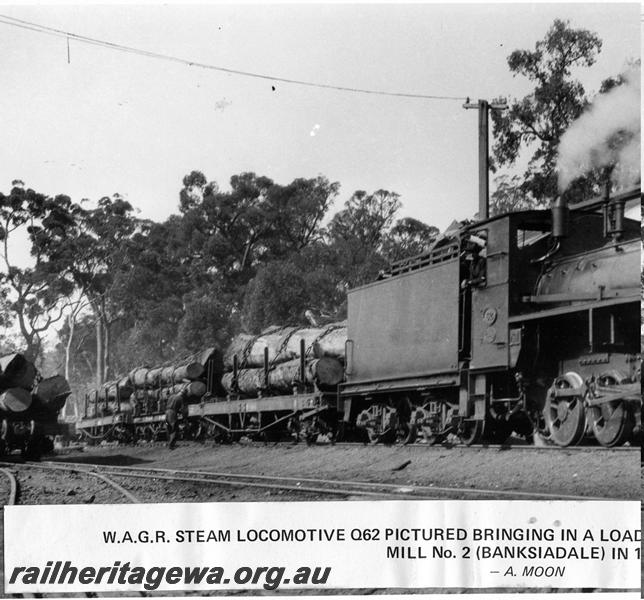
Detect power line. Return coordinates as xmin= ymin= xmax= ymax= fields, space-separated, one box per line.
xmin=0 ymin=14 xmax=466 ymax=101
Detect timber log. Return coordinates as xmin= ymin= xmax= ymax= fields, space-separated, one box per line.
xmin=221 ymin=356 xmax=344 ymax=396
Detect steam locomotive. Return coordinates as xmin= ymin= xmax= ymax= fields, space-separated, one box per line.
xmin=76 ymin=186 xmax=641 ymax=448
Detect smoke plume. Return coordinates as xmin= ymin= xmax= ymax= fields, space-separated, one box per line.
xmin=557 ymin=67 xmax=641 ymax=192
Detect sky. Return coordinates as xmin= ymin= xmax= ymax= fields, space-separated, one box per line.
xmin=0 ymin=2 xmax=640 ymax=251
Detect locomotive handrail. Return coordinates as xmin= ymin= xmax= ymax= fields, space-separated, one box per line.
xmin=569 ymin=187 xmax=641 ymax=213
xmin=523 ymin=286 xmax=639 ymax=304
xmin=388 ymin=242 xmax=459 ymax=276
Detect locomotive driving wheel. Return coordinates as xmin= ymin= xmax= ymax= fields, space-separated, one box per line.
xmin=588 ymin=373 xmax=634 ymax=448
xmin=544 ymin=373 xmax=586 ymax=447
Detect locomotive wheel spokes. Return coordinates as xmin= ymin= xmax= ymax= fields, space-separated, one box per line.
xmin=589 ymin=400 xmax=633 ymax=447
xmin=544 ymin=374 xmax=586 ymax=447
xmin=589 ymin=372 xmax=635 ymax=447
xmin=458 ymin=419 xmax=483 ymax=445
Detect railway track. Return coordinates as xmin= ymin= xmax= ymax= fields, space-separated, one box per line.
xmin=35 ymin=460 xmax=622 ymax=502
xmin=62 ymin=438 xmax=640 ymax=453
xmin=0 ymin=461 xmax=140 ymax=504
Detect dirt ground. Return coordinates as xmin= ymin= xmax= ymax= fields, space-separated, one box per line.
xmin=51 ymin=440 xmax=639 ymax=500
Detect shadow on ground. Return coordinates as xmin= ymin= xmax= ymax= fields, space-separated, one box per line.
xmin=45 ymin=454 xmax=152 ymax=467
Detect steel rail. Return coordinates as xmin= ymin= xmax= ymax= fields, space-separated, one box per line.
xmin=0 ymin=461 xmax=140 ymax=504
xmin=362 ymin=441 xmax=625 ymax=450
xmin=41 ymin=461 xmax=621 ymax=502
xmin=0 ymin=467 xmax=18 ymax=505
xmin=106 ymin=471 xmax=400 ymax=499
xmin=39 ymin=463 xmax=408 ymax=499
xmin=261 ymin=440 xmax=638 ymax=452
xmin=89 ymin=471 xmax=140 ymax=503
xmin=69 ymin=438 xmax=638 ymax=452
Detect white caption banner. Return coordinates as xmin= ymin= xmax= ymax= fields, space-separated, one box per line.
xmin=4 ymin=500 xmax=640 ymax=592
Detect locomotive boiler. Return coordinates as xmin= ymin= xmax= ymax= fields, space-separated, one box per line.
xmin=76 ymin=187 xmax=641 ymax=448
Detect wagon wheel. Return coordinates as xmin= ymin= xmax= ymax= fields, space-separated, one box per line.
xmin=207 ymin=423 xmax=230 ymax=444
xmin=356 ymin=405 xmax=397 ymax=444
xmin=588 ymin=374 xmax=634 ymax=448
xmin=544 ymin=373 xmax=586 ymax=447
xmin=192 ymin=421 xmax=206 ymax=441
xmin=458 ymin=419 xmax=483 ymax=446
xmin=140 ymin=426 xmax=152 ymax=442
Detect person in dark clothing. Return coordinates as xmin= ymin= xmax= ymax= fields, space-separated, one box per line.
xmin=165 ymin=388 xmax=188 ymax=449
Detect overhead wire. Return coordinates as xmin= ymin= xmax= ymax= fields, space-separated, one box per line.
xmin=0 ymin=13 xmax=466 ymax=101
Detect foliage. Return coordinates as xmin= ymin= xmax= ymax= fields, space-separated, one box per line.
xmin=490 ymin=174 xmax=543 ymax=216
xmin=4 ymin=171 xmax=440 ymax=388
xmin=178 ymin=172 xmax=339 ymax=293
xmin=491 ymin=19 xmax=603 ymax=203
xmin=0 ymin=182 xmax=82 ymax=360
xmin=177 ymin=292 xmax=240 ymax=354
xmin=328 ymin=189 xmax=401 ymax=249
xmin=242 ymin=190 xmax=439 ymax=332
xmin=382 ymin=217 xmax=439 ymax=262
xmin=242 ymin=244 xmax=346 ymax=333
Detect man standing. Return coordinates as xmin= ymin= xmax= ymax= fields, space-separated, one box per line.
xmin=165 ymin=388 xmax=188 ymax=449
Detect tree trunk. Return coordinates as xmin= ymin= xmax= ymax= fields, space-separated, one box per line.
xmin=103 ymin=316 xmax=111 ymax=384
xmin=65 ymin=312 xmax=75 ymax=382
xmin=95 ymin=315 xmax=103 ymax=389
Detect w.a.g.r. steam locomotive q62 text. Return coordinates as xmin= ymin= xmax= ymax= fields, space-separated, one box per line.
xmin=77 ymin=187 xmax=641 ymax=449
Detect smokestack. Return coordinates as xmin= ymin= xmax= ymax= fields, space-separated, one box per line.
xmin=551 ymin=197 xmax=569 ymax=238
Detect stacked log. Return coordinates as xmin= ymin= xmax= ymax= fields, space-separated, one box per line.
xmin=222 ymin=357 xmax=344 ymax=396
xmin=0 ymin=353 xmax=70 ymax=416
xmin=223 ymin=323 xmax=347 ymax=370
xmin=86 ymin=324 xmax=347 ymax=410
xmin=91 ymin=348 xmax=221 ymax=417
xmin=222 ymin=323 xmax=347 ymax=398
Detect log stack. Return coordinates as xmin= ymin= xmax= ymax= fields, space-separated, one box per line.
xmin=86 ymin=323 xmax=348 ymax=410
xmin=223 ymin=323 xmax=347 ymax=370
xmin=222 ymin=322 xmax=347 ymax=397
xmin=89 ymin=348 xmax=221 ymax=417
xmin=0 ymin=353 xmax=71 ymax=417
